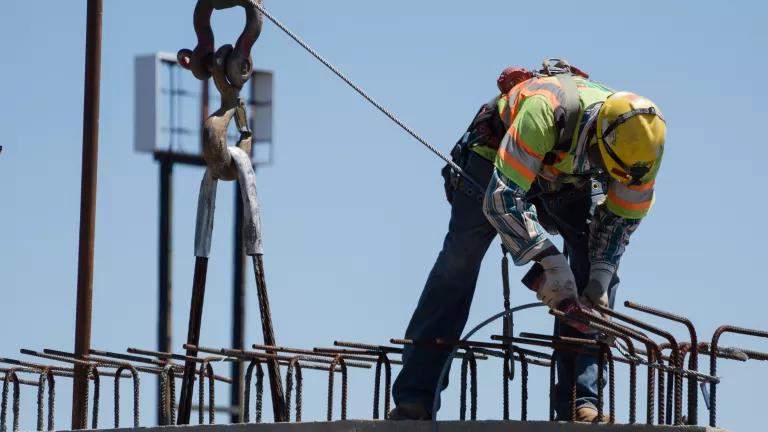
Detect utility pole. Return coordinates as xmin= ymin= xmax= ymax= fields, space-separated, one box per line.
xmin=72 ymin=0 xmax=102 ymax=428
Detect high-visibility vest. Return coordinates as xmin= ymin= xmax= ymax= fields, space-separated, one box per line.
xmin=496 ymin=75 xmax=655 ymax=219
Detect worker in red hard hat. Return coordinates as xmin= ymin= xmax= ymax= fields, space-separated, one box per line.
xmin=389 ymin=65 xmax=536 ymax=421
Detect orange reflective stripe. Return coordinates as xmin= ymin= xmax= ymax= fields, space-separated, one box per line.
xmin=607 ymin=189 xmax=652 ymax=211
xmin=626 ymin=180 xmax=655 ymax=192
xmin=508 ymin=125 xmax=544 ymax=159
xmin=511 ymin=89 xmax=560 ymax=118
xmin=498 ymin=147 xmax=536 ymax=182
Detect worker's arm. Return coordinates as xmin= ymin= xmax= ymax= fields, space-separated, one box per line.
xmin=582 ymin=178 xmax=656 ymax=306
xmin=484 ymin=95 xmax=558 ymax=266
xmin=483 ymin=96 xmax=578 ymax=308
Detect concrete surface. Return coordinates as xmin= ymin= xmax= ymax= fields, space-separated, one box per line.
xmin=93 ymin=420 xmax=729 ymax=432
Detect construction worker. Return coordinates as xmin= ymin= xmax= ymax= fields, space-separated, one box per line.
xmin=390 ymin=59 xmax=666 ymax=422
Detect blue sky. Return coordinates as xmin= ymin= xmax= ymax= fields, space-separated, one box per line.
xmin=1 ymin=0 xmax=767 ymax=430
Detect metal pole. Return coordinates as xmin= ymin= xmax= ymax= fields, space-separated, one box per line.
xmin=231 ymin=183 xmax=246 ymax=423
xmin=157 ymin=155 xmax=173 ymax=423
xmin=71 ymin=0 xmax=102 ymax=428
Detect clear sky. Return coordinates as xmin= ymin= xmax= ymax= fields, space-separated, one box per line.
xmin=1 ymin=0 xmax=767 ymax=430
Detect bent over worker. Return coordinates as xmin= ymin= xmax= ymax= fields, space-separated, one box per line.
xmin=390 ymin=59 xmax=666 ymax=422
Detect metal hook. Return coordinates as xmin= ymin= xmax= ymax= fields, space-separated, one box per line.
xmin=177 ymin=0 xmax=263 ymax=88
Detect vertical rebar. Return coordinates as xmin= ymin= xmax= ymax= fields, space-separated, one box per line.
xmin=372 ymin=353 xmax=391 ymax=419
xmin=569 ymin=355 xmax=577 ymax=421
xmin=2 ymin=370 xmax=20 ymax=432
xmin=549 ymin=352 xmax=556 ymax=421
xmin=71 ymin=0 xmax=102 ymax=428
xmin=326 ymin=356 xmax=348 ymax=421
xmin=285 ymin=358 xmax=302 ymax=422
xmin=607 ymin=350 xmax=615 ymax=424
xmin=519 ymin=350 xmax=529 ymax=421
xmin=502 ymin=349 xmax=510 ymax=420
xmin=624 ymin=301 xmax=699 ymax=424
xmin=113 ymin=366 xmax=139 ymax=428
xmin=709 ymin=325 xmax=768 ymax=427
xmin=597 ymin=347 xmax=605 ymax=420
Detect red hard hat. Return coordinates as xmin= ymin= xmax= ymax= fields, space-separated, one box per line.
xmin=497 ymin=67 xmax=533 ymax=94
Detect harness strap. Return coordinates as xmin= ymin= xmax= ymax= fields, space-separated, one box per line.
xmin=542 ymin=73 xmax=581 ymax=166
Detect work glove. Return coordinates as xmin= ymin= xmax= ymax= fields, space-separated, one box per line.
xmin=580 ymin=263 xmax=615 ymax=309
xmin=536 ymin=254 xmax=578 ymax=309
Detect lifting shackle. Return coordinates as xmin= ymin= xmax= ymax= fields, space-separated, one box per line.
xmin=177 ymin=0 xmax=263 ymax=87
xmin=177 ymin=0 xmax=263 ymax=181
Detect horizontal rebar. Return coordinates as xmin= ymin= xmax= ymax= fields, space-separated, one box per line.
xmin=187 ymin=345 xmax=373 ymax=370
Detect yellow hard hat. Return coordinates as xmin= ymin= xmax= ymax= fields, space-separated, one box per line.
xmin=596 ymin=92 xmax=666 ymax=185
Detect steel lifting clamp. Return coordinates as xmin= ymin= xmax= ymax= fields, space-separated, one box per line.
xmin=175 ymin=0 xmax=288 ymax=424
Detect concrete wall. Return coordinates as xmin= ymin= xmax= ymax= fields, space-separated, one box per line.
xmin=99 ymin=420 xmax=729 ymax=432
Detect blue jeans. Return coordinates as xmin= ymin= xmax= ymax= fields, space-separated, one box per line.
xmin=392 ymin=151 xmax=615 ymax=419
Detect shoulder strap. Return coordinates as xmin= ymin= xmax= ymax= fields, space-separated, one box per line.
xmin=542 ymin=73 xmax=581 ymax=165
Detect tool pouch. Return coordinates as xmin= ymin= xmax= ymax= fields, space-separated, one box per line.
xmin=440 ymin=137 xmax=471 ymax=204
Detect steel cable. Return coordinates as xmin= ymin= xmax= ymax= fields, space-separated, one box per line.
xmin=252 ymin=1 xmax=484 ymax=192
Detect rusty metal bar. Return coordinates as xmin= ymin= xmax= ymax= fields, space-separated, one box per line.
xmin=251 ymin=255 xmax=288 ymax=422
xmin=252 ymin=344 xmax=388 ymax=365
xmin=624 ymin=300 xmax=699 ymax=425
xmin=458 ymin=349 xmax=477 ymax=421
xmin=709 ymin=325 xmax=768 ymax=427
xmin=178 ymin=256 xmax=209 ymax=424
xmin=312 ymin=348 xmax=404 ymax=365
xmin=244 ymin=359 xmax=264 ymax=424
xmin=191 ymin=345 xmax=372 ymax=370
xmin=596 ymin=305 xmax=681 ymax=425
xmin=372 ymin=353 xmax=391 ymax=420
xmin=71 ymin=0 xmax=103 ymax=428
xmin=326 ymin=356 xmax=348 ymax=421
xmin=336 ymin=341 xmax=403 ymax=354
xmin=557 ymin=308 xmax=660 ymax=424
xmin=285 ymin=358 xmax=302 ymax=422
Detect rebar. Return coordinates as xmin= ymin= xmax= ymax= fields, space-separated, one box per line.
xmin=326 ymin=356 xmax=348 ymax=421
xmin=709 ymin=325 xmax=768 ymax=427
xmin=1 ymin=369 xmax=20 ymax=432
xmin=597 ymin=344 xmax=605 ymax=421
xmin=372 ymin=353 xmax=391 ymax=419
xmin=519 ymin=350 xmax=529 ymax=421
xmin=596 ymin=305 xmax=682 ymax=425
xmin=459 ymin=350 xmax=477 ymax=421
xmin=113 ymin=365 xmax=140 ymax=428
xmin=502 ymin=349 xmax=510 ymax=420
xmin=285 ymin=357 xmax=302 ymax=422
xmin=197 ymin=361 xmax=215 ymax=424
xmin=159 ymin=365 xmax=177 ymax=425
xmin=243 ymin=359 xmax=264 ymax=423
xmin=625 ymin=301 xmax=699 ymax=425
xmin=608 ymin=349 xmax=616 ymax=424
xmin=36 ymin=369 xmax=55 ymax=431
xmin=558 ymin=308 xmax=656 ymax=424
xmin=549 ymin=352 xmax=556 ymax=421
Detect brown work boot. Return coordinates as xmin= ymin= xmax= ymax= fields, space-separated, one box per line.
xmin=574 ymin=406 xmax=604 ymax=423
xmin=387 ymin=402 xmax=432 ymax=420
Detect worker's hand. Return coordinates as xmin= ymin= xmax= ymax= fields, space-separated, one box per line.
xmin=580 ymin=263 xmax=615 ymax=309
xmin=536 ymin=254 xmax=578 ymax=308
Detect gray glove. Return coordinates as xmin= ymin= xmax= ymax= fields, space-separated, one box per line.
xmin=580 ymin=263 xmax=615 ymax=309
xmin=536 ymin=254 xmax=578 ymax=308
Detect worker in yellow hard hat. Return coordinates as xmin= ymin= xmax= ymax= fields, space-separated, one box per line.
xmin=391 ymin=58 xmax=666 ymax=423
xmin=482 ymin=60 xmax=666 ymax=422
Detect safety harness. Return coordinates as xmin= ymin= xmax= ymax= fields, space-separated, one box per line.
xmin=538 ymin=59 xmax=583 ymax=167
